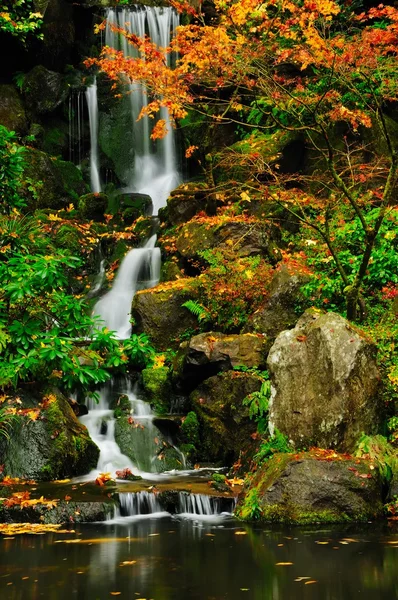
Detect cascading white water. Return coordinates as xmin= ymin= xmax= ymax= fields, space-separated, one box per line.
xmin=105 ymin=6 xmax=180 ymax=214
xmin=107 ymin=491 xmax=237 ymax=522
xmin=86 ymin=77 xmax=101 ymax=193
xmin=93 ymin=234 xmax=160 ymax=339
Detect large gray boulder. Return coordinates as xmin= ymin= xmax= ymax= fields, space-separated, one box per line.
xmin=236 ymin=452 xmax=384 ymax=523
xmin=23 ymin=66 xmax=68 ymax=115
xmin=267 ymin=309 xmax=381 ymax=452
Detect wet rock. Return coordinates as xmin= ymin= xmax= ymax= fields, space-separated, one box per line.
xmin=2 ymin=500 xmax=115 ymax=524
xmin=174 ymin=331 xmax=267 ymax=391
xmin=23 ymin=148 xmax=88 ymax=209
xmin=131 ymin=278 xmax=199 ymax=350
xmin=243 ymin=265 xmax=309 ymax=344
xmin=0 ymin=85 xmax=28 ymax=135
xmin=166 ymin=182 xmax=210 ymax=225
xmin=236 ymin=452 xmax=384 ymax=523
xmin=190 ymin=371 xmax=262 ymax=464
xmin=267 ymin=309 xmax=381 ymax=452
xmin=23 ymin=65 xmax=68 ymax=115
xmin=78 ymin=192 xmax=109 ymax=221
xmin=175 ymin=218 xmax=281 ymax=263
xmin=0 ymin=389 xmax=99 ymax=481
xmin=142 ymin=367 xmax=173 ymax=414
xmin=114 ymin=415 xmax=185 ymax=473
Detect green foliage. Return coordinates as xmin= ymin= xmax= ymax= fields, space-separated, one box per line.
xmin=237 ymin=488 xmax=262 ymax=521
xmin=0 ymin=408 xmax=19 ymax=440
xmin=355 ymin=434 xmax=398 ymax=482
xmin=0 ymin=126 xmax=27 ymax=213
xmin=298 ymin=208 xmax=398 ymax=314
xmin=0 ymin=1 xmax=43 ymax=44
xmin=181 ymin=411 xmax=200 ymax=447
xmin=254 ymin=430 xmax=291 ymax=465
xmin=243 ymin=373 xmax=271 ymax=435
xmin=182 ymin=300 xmax=210 ymax=323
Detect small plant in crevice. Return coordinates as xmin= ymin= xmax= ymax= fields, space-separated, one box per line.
xmin=243 ymin=374 xmax=271 ymax=435
xmin=254 ymin=430 xmax=292 ymax=465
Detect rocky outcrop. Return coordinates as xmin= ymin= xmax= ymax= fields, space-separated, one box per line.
xmin=0 ymin=85 xmax=28 ymax=135
xmin=131 ymin=278 xmax=199 ymax=350
xmin=0 ymin=390 xmax=99 ymax=481
xmin=142 ymin=367 xmax=173 ymax=414
xmin=165 ymin=182 xmax=210 ymax=225
xmin=267 ymin=309 xmax=381 ymax=452
xmin=23 ymin=148 xmax=88 ymax=209
xmin=190 ymin=371 xmax=262 ymax=464
xmin=175 ymin=218 xmax=281 ymax=263
xmin=243 ymin=265 xmax=309 ymax=344
xmin=78 ymin=192 xmax=108 ymax=221
xmin=23 ymin=66 xmax=68 ymax=115
xmin=174 ymin=332 xmax=267 ymax=391
xmin=236 ymin=452 xmax=384 ymax=523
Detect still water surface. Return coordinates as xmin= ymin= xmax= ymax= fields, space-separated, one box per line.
xmin=1 ymin=517 xmax=398 ymax=600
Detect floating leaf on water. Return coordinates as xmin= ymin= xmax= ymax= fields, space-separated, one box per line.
xmin=148 ymin=533 xmax=159 ymax=537
xmin=294 ymin=577 xmax=311 ymax=582
xmin=305 ymin=580 xmax=317 ymax=585
xmin=276 ymin=562 xmax=293 ymax=566
xmin=234 ymin=531 xmax=247 ymax=535
xmin=110 ymin=593 xmax=121 ymax=596
xmin=120 ymin=561 xmax=137 ymax=566
xmin=240 ymin=589 xmax=250 ymax=591
xmin=316 ymin=541 xmax=329 ymax=545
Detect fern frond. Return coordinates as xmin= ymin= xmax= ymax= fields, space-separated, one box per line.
xmin=182 ymin=300 xmax=210 ymax=322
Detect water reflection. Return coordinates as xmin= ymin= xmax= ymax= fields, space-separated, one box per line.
xmin=1 ymin=519 xmax=398 ymax=599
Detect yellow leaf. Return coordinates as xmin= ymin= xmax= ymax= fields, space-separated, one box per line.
xmin=276 ymin=562 xmax=294 ymax=566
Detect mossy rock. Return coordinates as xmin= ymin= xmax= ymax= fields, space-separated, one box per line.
xmin=142 ymin=367 xmax=172 ymax=414
xmin=0 ymin=84 xmax=27 ymax=135
xmin=54 ymin=223 xmax=81 ymax=254
xmin=23 ymin=65 xmax=68 ymax=115
xmin=190 ymin=371 xmax=262 ymax=464
xmin=165 ymin=182 xmax=210 ymax=226
xmin=131 ymin=278 xmax=200 ymax=350
xmin=214 ymin=130 xmax=301 ymax=183
xmin=41 ymin=118 xmax=69 ymax=157
xmin=236 ymin=452 xmax=384 ymax=524
xmin=175 ymin=217 xmax=281 ymax=263
xmin=0 ymin=389 xmax=99 ymax=481
xmin=22 ymin=147 xmax=88 ymax=210
xmin=98 ymin=89 xmax=136 ymax=185
xmin=78 ymin=192 xmax=108 ymax=221
xmin=114 ymin=415 xmax=185 ymax=473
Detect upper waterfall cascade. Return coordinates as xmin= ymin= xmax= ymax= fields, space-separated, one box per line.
xmin=86 ymin=5 xmax=180 ymax=212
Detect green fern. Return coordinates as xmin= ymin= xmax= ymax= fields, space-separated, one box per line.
xmin=0 ymin=328 xmax=10 ymax=354
xmin=182 ymin=300 xmax=211 ymax=322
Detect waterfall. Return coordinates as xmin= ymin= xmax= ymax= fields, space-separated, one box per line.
xmin=93 ymin=234 xmax=160 ymax=339
xmin=68 ymin=89 xmax=84 ymax=165
xmin=105 ymin=6 xmax=180 ymax=214
xmin=108 ymin=491 xmax=237 ymax=522
xmin=86 ymin=77 xmax=101 ymax=193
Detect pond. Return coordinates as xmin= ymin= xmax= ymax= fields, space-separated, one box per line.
xmin=1 ymin=516 xmax=398 ymax=600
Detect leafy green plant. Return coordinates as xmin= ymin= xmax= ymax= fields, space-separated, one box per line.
xmin=237 ymin=488 xmax=262 ymax=520
xmin=182 ymin=299 xmax=211 ymax=323
xmin=0 ymin=408 xmax=19 ymax=440
xmin=0 ymin=1 xmax=43 ymax=44
xmin=243 ymin=376 xmax=271 ymax=435
xmin=0 ymin=125 xmax=26 ymax=213
xmin=355 ymin=434 xmax=398 ymax=482
xmin=254 ymin=430 xmax=291 ymax=465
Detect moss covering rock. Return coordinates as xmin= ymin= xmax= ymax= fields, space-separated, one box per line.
xmin=190 ymin=371 xmax=262 ymax=464
xmin=142 ymin=366 xmax=172 ymax=414
xmin=23 ymin=147 xmax=88 ymax=209
xmin=236 ymin=452 xmax=384 ymax=523
xmin=166 ymin=182 xmax=210 ymax=225
xmin=23 ymin=65 xmax=68 ymax=115
xmin=0 ymin=389 xmax=99 ymax=481
xmin=0 ymin=84 xmax=28 ymax=135
xmin=78 ymin=192 xmax=108 ymax=221
xmin=131 ymin=278 xmax=199 ymax=350
xmin=175 ymin=217 xmax=281 ymax=263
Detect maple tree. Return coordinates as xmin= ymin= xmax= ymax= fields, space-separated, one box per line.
xmin=87 ymin=0 xmax=398 ymax=320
